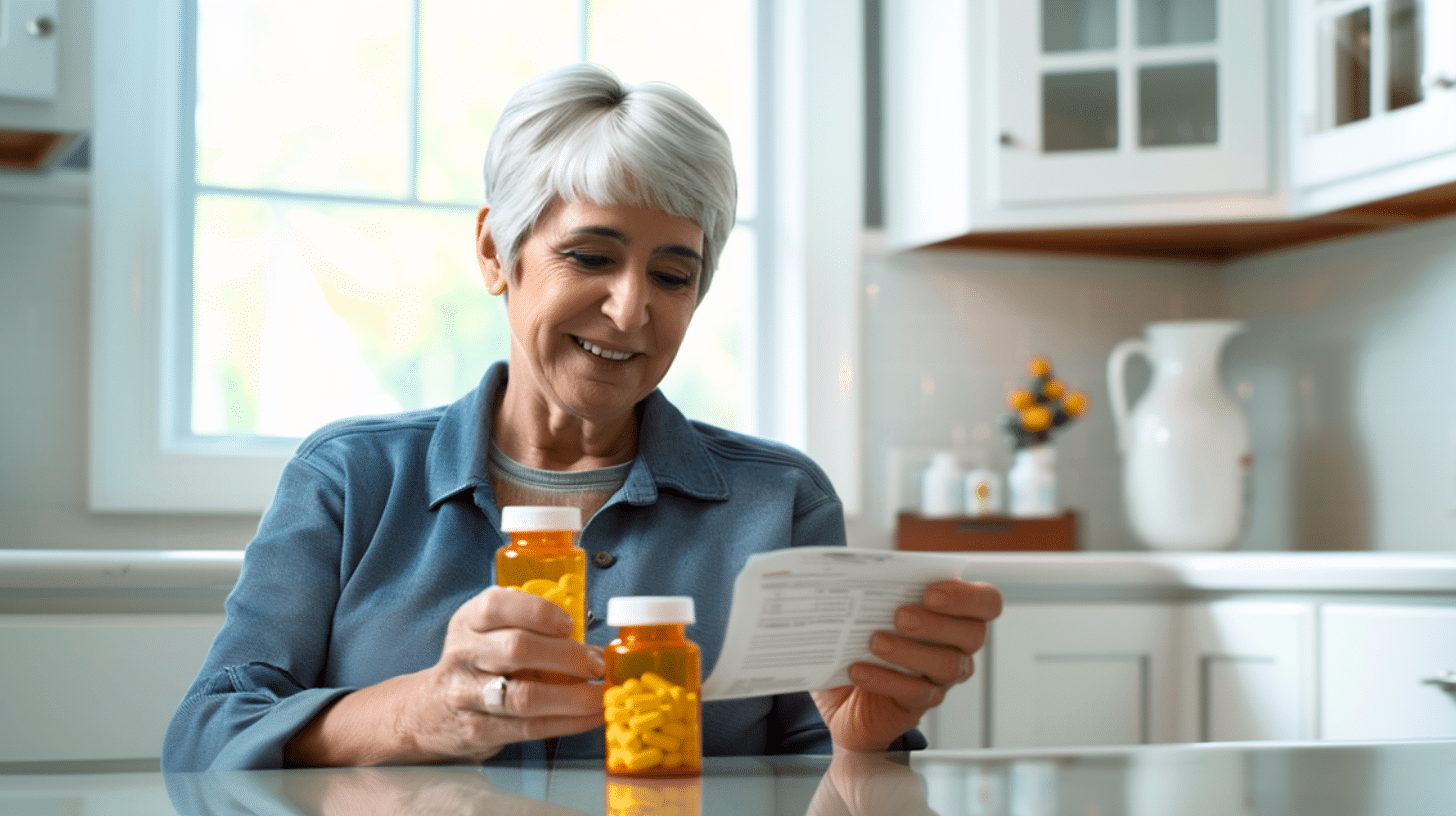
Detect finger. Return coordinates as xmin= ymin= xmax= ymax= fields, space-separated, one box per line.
xmin=469 ymin=629 xmax=606 ymax=680
xmin=456 ymin=585 xmax=576 ymax=638
xmin=845 ymin=661 xmax=947 ymax=712
xmin=454 ymin=673 xmax=606 ymax=719
xmin=892 ymin=604 xmax=988 ymax=654
xmin=922 ymin=580 xmax=1003 ymax=621
xmin=869 ymin=631 xmax=977 ymax=686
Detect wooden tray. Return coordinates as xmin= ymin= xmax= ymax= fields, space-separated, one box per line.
xmin=895 ymin=511 xmax=1077 ymax=551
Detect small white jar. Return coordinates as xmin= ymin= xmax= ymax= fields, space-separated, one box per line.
xmin=964 ymin=467 xmax=1004 ymax=516
xmin=920 ymin=451 xmax=965 ymax=517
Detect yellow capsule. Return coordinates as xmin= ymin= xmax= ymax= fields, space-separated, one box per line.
xmin=661 ymin=750 xmax=682 ymax=769
xmin=641 ymin=672 xmax=672 ymax=693
xmin=661 ymin=721 xmax=689 ymax=740
xmin=630 ymin=710 xmax=667 ymax=733
xmin=642 ymin=730 xmax=682 ymax=752
xmin=607 ymin=707 xmax=633 ymax=726
xmin=627 ymin=747 xmax=665 ymax=771
xmin=559 ymin=573 xmax=585 ymax=595
xmin=543 ymin=585 xmax=567 ymax=606
xmin=604 ymin=685 xmax=629 ymax=708
xmin=520 ymin=578 xmax=559 ymax=596
xmin=627 ymin=693 xmax=661 ymax=711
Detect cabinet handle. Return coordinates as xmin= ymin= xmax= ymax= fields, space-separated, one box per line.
xmin=1427 ymin=75 xmax=1455 ymax=91
xmin=1421 ymin=671 xmax=1456 ymax=690
xmin=26 ymin=15 xmax=55 ymax=38
xmin=999 ymin=132 xmax=1017 ymax=148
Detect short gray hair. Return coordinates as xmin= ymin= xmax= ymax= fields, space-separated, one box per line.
xmin=482 ymin=63 xmax=737 ymax=303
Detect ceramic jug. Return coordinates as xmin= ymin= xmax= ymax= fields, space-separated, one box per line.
xmin=1107 ymin=320 xmax=1249 ymax=550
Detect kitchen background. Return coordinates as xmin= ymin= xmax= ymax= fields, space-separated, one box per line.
xmin=3 ymin=1 xmax=1455 ymax=557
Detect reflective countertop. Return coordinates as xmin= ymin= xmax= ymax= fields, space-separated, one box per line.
xmin=2 ymin=739 xmax=1453 ymax=816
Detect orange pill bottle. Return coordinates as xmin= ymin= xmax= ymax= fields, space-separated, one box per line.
xmin=496 ymin=506 xmax=587 ymax=681
xmin=603 ymin=596 xmax=702 ymax=777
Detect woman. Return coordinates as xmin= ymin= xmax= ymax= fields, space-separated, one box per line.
xmin=162 ymin=63 xmax=1001 ymax=771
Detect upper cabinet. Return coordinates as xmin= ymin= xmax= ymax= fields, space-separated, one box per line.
xmin=997 ymin=0 xmax=1269 ymax=206
xmin=1292 ymin=0 xmax=1456 ymax=212
xmin=883 ymin=0 xmax=1456 ymax=260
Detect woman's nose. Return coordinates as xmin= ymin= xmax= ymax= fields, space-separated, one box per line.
xmin=601 ymin=268 xmax=650 ymax=331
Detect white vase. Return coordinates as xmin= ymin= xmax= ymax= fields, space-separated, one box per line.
xmin=1107 ymin=320 xmax=1250 ymax=550
xmin=1007 ymin=445 xmax=1057 ymax=518
xmin=920 ymin=451 xmax=965 ymax=517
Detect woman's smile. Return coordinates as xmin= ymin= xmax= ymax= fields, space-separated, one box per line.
xmin=572 ymin=335 xmax=637 ymax=362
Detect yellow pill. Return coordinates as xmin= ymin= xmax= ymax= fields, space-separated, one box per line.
xmin=630 ymin=710 xmax=667 ymax=732
xmin=559 ymin=573 xmax=585 ymax=595
xmin=605 ymin=685 xmax=629 ymax=708
xmin=661 ymin=750 xmax=682 ymax=768
xmin=609 ymin=748 xmax=631 ymax=770
xmin=543 ymin=586 xmax=567 ymax=606
xmin=641 ymin=672 xmax=672 ymax=693
xmin=621 ymin=678 xmax=642 ymax=695
xmin=626 ymin=747 xmax=665 ymax=771
xmin=520 ymin=579 xmax=559 ymax=596
xmin=661 ymin=721 xmax=689 ymax=740
xmin=607 ymin=707 xmax=633 ymax=726
xmin=642 ymin=730 xmax=681 ymax=752
xmin=626 ymin=693 xmax=661 ymax=711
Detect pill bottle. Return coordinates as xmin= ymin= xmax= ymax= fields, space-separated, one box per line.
xmin=603 ymin=596 xmax=701 ymax=777
xmin=497 ymin=506 xmax=587 ymax=682
xmin=605 ymin=776 xmax=703 ymax=816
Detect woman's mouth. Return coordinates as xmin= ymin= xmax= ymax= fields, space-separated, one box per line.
xmin=573 ymin=336 xmax=636 ymax=361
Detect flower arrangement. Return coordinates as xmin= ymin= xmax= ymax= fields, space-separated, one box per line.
xmin=1003 ymin=355 xmax=1089 ymax=450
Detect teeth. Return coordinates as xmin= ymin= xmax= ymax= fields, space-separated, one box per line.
xmin=575 ymin=337 xmax=635 ymax=361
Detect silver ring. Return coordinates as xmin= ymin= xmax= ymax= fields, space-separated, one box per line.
xmin=483 ymin=675 xmax=510 ymax=715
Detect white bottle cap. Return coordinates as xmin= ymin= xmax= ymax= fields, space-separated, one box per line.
xmin=500 ymin=506 xmax=582 ymax=532
xmin=607 ymin=596 xmax=696 ymax=626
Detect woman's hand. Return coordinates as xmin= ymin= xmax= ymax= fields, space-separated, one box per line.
xmin=284 ymin=586 xmax=605 ymax=767
xmin=810 ymin=579 xmax=1002 ymax=753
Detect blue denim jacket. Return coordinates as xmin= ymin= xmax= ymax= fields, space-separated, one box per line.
xmin=163 ymin=362 xmax=921 ymax=771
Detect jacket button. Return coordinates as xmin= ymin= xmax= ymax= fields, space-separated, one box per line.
xmin=593 ymin=550 xmax=617 ymax=568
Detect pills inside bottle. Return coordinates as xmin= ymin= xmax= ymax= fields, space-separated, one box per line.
xmin=497 ymin=506 xmax=587 ymax=681
xmin=604 ymin=596 xmax=702 ymax=777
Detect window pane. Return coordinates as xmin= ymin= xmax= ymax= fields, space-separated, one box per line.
xmin=1388 ymin=0 xmax=1424 ymax=112
xmin=586 ymin=0 xmax=758 ymax=220
xmin=657 ymin=227 xmax=752 ymax=430
xmin=1327 ymin=7 xmax=1372 ymax=127
xmin=1043 ymin=0 xmax=1117 ymax=53
xmin=417 ymin=0 xmax=579 ymax=204
xmin=1137 ymin=0 xmax=1216 ymax=46
xmin=191 ymin=196 xmax=504 ymax=437
xmin=1043 ymin=70 xmax=1119 ymax=151
xmin=1139 ymin=62 xmax=1218 ymax=146
xmin=194 ymin=0 xmax=413 ymax=197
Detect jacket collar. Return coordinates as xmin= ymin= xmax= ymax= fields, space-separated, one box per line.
xmin=426 ymin=361 xmax=729 ymax=509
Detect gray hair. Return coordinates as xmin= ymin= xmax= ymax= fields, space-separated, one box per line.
xmin=482 ymin=63 xmax=737 ymax=303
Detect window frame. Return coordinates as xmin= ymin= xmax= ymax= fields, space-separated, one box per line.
xmin=89 ymin=0 xmax=863 ymax=515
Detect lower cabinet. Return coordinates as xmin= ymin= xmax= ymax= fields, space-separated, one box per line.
xmin=929 ymin=600 xmax=1319 ymax=749
xmin=1321 ymin=604 xmax=1456 ymax=740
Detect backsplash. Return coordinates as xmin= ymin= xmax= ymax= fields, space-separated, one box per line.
xmin=853 ymin=214 xmax=1456 ymax=552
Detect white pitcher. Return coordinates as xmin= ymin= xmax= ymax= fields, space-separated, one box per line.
xmin=1107 ymin=320 xmax=1250 ymax=550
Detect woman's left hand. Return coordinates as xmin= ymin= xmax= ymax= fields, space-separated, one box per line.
xmin=810 ymin=579 xmax=1003 ymax=752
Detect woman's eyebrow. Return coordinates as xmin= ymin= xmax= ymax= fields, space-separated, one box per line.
xmin=572 ymin=226 xmax=703 ymax=264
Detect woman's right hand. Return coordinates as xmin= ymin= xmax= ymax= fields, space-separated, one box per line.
xmin=284 ymin=586 xmax=605 ymax=767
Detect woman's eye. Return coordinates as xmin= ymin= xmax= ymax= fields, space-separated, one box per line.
xmin=564 ymin=251 xmax=611 ymax=269
xmin=653 ymin=271 xmax=695 ymax=290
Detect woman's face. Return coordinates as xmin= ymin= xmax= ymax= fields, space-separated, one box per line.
xmin=482 ymin=198 xmax=703 ymax=427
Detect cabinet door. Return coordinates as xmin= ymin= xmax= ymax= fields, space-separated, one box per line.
xmin=1322 ymin=603 xmax=1456 ymax=740
xmin=1293 ymin=0 xmax=1456 ymax=200
xmin=1176 ymin=602 xmax=1317 ymax=743
xmin=994 ymin=0 xmax=1270 ymax=204
xmin=990 ymin=603 xmax=1176 ymax=747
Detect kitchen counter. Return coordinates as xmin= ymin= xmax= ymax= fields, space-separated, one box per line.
xmin=6 ymin=549 xmax=1456 ymax=594
xmin=2 ymin=741 xmax=1453 ymax=815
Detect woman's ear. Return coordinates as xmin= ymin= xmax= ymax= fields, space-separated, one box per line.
xmin=476 ymin=206 xmax=506 ymax=296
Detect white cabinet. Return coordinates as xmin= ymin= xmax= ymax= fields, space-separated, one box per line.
xmin=1321 ymin=603 xmax=1456 ymax=740
xmin=937 ymin=600 xmax=1315 ymax=749
xmin=0 ymin=0 xmax=90 ymax=133
xmin=1292 ymin=0 xmax=1456 ymax=212
xmin=990 ymin=603 xmax=1179 ymax=747
xmin=995 ymin=0 xmax=1271 ymax=205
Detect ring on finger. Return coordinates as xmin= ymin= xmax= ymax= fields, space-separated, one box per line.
xmin=483 ymin=674 xmax=510 ymax=715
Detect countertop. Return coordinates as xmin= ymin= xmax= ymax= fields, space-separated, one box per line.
xmin=2 ymin=741 xmax=1454 ymax=815
xmin=5 ymin=549 xmax=1456 ymax=593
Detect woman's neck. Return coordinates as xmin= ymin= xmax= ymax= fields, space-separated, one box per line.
xmin=492 ymin=379 xmax=639 ymax=471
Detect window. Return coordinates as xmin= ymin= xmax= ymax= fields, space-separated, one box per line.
xmin=92 ymin=0 xmax=864 ymax=515
xmin=186 ymin=0 xmax=755 ymax=444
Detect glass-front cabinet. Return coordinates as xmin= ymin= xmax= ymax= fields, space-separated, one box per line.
xmin=1293 ymin=0 xmax=1456 ymax=199
xmin=994 ymin=0 xmax=1270 ymax=205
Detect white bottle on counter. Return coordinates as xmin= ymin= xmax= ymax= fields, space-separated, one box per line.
xmin=964 ymin=466 xmax=1003 ymax=516
xmin=920 ymin=451 xmax=965 ymax=517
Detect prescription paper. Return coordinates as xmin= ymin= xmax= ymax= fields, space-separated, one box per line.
xmin=701 ymin=546 xmax=976 ymax=701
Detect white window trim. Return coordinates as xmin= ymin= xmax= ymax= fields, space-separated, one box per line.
xmin=90 ymin=0 xmax=863 ymax=516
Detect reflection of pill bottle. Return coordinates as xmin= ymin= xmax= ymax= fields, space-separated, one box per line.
xmin=497 ymin=506 xmax=587 ymax=682
xmin=605 ymin=775 xmax=703 ymax=816
xmin=604 ymin=596 xmax=702 ymax=777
